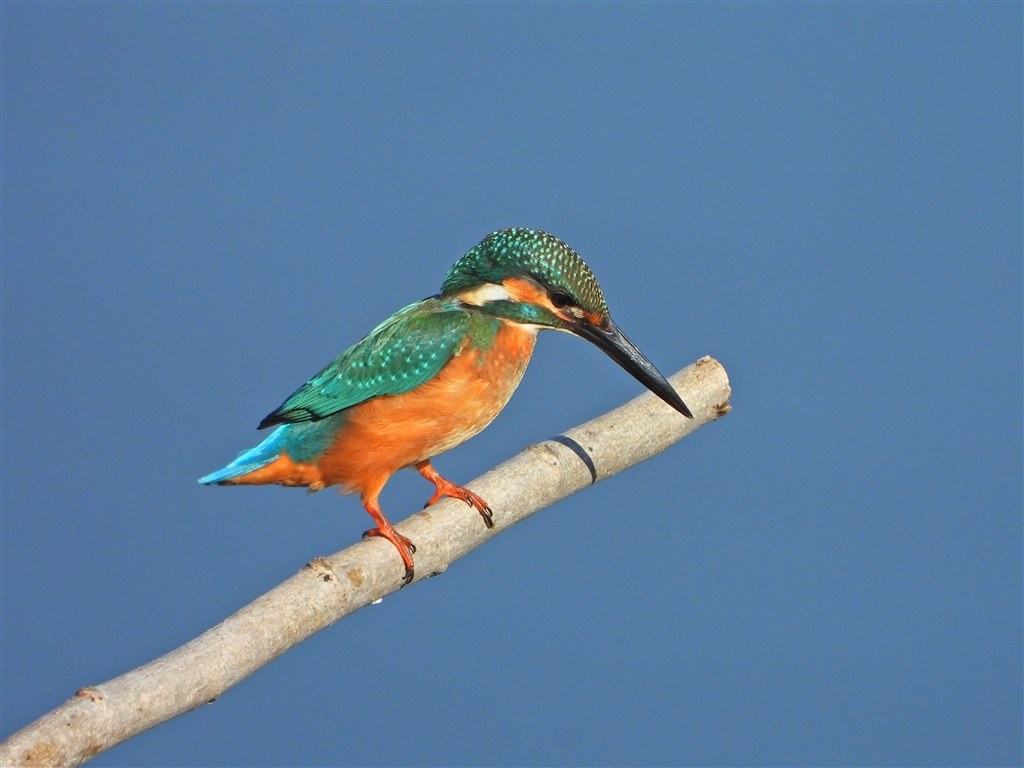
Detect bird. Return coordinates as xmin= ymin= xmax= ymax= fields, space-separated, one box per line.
xmin=199 ymin=228 xmax=692 ymax=584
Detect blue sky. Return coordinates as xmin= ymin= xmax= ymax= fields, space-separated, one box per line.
xmin=2 ymin=3 xmax=1021 ymax=766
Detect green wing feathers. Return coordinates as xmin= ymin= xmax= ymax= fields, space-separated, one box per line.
xmin=258 ymin=299 xmax=471 ymax=429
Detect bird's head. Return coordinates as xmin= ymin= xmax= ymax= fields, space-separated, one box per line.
xmin=441 ymin=228 xmax=692 ymax=418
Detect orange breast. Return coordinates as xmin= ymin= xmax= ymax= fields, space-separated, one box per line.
xmin=315 ymin=320 xmax=537 ymax=498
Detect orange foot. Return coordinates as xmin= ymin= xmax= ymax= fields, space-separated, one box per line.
xmin=416 ymin=460 xmax=494 ymax=529
xmin=362 ymin=527 xmax=416 ymax=585
xmin=361 ymin=498 xmax=417 ymax=585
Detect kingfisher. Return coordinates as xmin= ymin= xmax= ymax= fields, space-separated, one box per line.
xmin=200 ymin=228 xmax=691 ymax=584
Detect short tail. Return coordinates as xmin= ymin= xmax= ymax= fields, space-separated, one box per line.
xmin=198 ymin=426 xmax=289 ymax=485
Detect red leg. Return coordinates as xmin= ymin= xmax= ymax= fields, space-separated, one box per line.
xmin=416 ymin=460 xmax=494 ymax=529
xmin=360 ymin=493 xmax=416 ymax=585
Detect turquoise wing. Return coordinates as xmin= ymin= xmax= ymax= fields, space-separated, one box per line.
xmin=258 ymin=298 xmax=471 ymax=429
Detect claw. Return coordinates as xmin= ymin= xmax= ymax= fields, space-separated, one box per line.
xmin=363 ymin=527 xmax=416 ymax=585
xmin=362 ymin=527 xmax=416 ymax=554
xmin=417 ymin=460 xmax=495 ymax=529
xmin=360 ymin=497 xmax=417 ymax=586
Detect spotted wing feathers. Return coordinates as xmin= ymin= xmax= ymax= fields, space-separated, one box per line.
xmin=258 ymin=299 xmax=470 ymax=429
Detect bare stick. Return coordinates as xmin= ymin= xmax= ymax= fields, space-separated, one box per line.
xmin=1 ymin=357 xmax=731 ymax=768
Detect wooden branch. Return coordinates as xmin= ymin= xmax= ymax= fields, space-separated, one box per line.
xmin=0 ymin=356 xmax=731 ymax=768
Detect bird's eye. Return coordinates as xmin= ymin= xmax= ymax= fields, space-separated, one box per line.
xmin=550 ymin=291 xmax=573 ymax=308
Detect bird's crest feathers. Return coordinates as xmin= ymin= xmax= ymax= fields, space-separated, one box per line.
xmin=441 ymin=228 xmax=609 ymax=324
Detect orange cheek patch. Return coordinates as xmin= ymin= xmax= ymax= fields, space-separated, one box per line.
xmin=502 ymin=276 xmax=550 ymax=307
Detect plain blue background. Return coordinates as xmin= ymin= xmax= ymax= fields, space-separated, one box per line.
xmin=2 ymin=3 xmax=1021 ymax=766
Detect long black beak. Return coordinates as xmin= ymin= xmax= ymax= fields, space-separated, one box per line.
xmin=573 ymin=318 xmax=693 ymax=418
